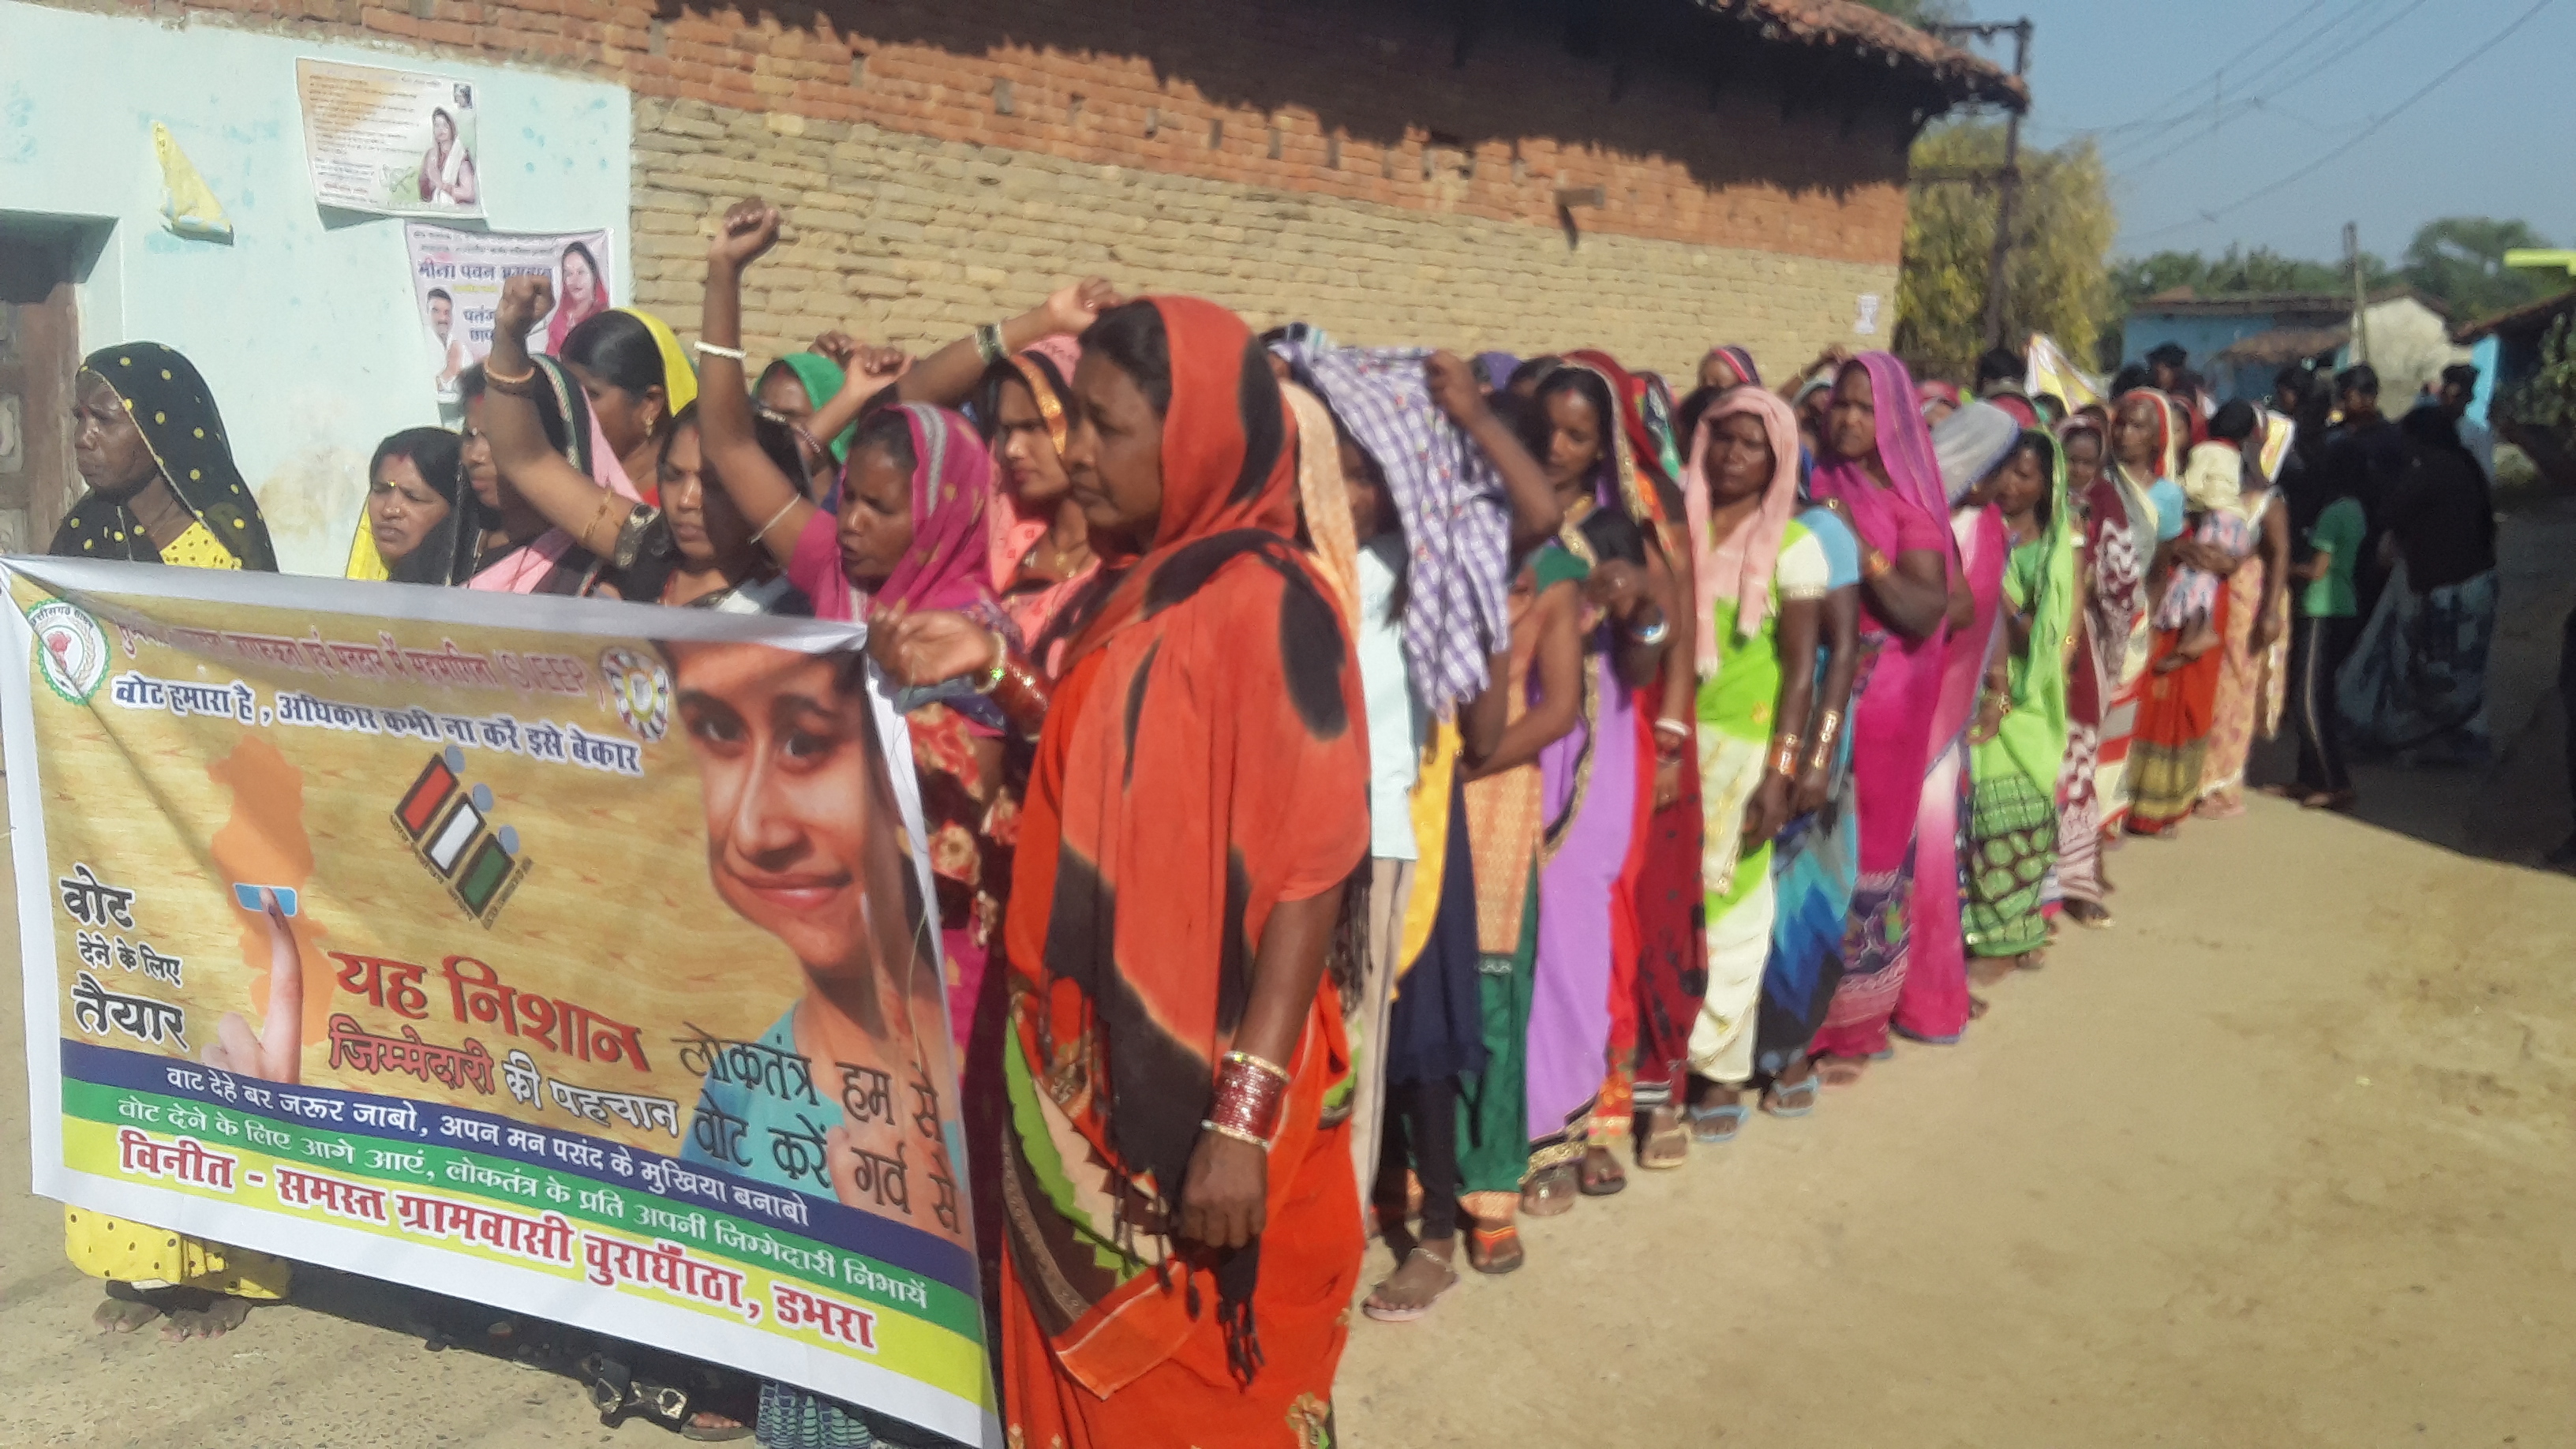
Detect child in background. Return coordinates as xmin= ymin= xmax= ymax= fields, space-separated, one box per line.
xmin=2153 ymin=401 xmax=2262 ymax=670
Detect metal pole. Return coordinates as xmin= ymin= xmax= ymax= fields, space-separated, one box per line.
xmin=1979 ymin=20 xmax=2033 ymax=350
xmin=2344 ymin=221 xmax=2370 ymax=365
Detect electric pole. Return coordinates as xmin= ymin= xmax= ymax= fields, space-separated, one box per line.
xmin=2344 ymin=222 xmax=2370 ymax=365
xmin=1923 ymin=19 xmax=2035 ymax=350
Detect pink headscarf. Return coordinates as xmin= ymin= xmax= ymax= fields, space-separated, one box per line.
xmin=1810 ymin=352 xmax=1955 ymax=576
xmin=1683 ymin=386 xmax=1804 ymax=672
xmin=985 ymin=335 xmax=1084 ymax=591
xmin=871 ymin=402 xmax=998 ymax=615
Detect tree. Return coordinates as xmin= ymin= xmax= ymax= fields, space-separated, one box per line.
xmin=1896 ymin=122 xmax=2117 ymax=386
xmin=2401 ymin=216 xmax=2559 ymax=323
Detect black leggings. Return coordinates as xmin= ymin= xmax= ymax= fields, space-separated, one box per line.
xmin=2290 ymin=612 xmax=2361 ymax=794
xmin=1374 ymin=1076 xmax=1460 ymax=1242
xmin=2559 ymin=605 xmax=2576 ymax=831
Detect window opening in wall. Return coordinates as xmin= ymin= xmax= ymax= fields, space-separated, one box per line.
xmin=993 ymin=80 xmax=1013 ymax=115
xmin=1208 ymin=118 xmax=1223 ymax=150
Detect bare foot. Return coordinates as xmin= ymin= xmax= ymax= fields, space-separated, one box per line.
xmin=1968 ymin=956 xmax=2017 ymax=988
xmin=1636 ymin=1105 xmax=1690 ymax=1168
xmin=92 ymin=1287 xmax=164 ymax=1335
xmin=686 ymin=1412 xmax=753 ymax=1440
xmin=159 ymin=1294 xmax=249 ymax=1342
xmin=2065 ymin=900 xmax=2114 ymax=929
xmin=1361 ymin=1241 xmax=1459 ymax=1323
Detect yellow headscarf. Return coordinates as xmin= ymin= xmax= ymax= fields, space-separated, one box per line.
xmin=614 ymin=307 xmax=698 ymax=416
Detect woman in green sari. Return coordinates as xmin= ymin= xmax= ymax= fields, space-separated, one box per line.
xmin=1965 ymin=430 xmax=2077 ymax=973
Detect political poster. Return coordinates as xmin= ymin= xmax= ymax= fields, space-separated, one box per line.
xmin=4 ymin=559 xmax=994 ymax=1447
xmin=405 ymin=224 xmax=616 ymax=402
xmin=295 ymin=58 xmax=486 ymax=219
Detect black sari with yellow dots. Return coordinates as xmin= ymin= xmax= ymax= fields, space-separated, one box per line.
xmin=51 ymin=343 xmax=277 ymax=571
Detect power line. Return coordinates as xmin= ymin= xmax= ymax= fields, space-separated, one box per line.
xmin=2050 ymin=0 xmax=2332 ymax=141
xmin=2100 ymin=0 xmax=2434 ymax=170
xmin=2125 ymin=0 xmax=2556 ymax=245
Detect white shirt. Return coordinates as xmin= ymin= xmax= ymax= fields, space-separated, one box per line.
xmin=1355 ymin=538 xmax=1424 ymax=862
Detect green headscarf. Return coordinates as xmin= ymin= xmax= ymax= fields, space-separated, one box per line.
xmin=54 ymin=343 xmax=277 ymax=571
xmin=1973 ymin=429 xmax=2076 ymax=792
xmin=766 ymin=353 xmax=855 ymax=462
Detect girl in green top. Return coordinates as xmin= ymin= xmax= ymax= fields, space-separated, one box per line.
xmin=2279 ymin=492 xmax=2365 ymax=807
xmin=1965 ymin=431 xmax=2077 ymax=968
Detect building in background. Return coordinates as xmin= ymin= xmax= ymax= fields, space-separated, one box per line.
xmin=0 ymin=0 xmax=2014 ymax=572
xmin=2122 ymin=286 xmax=2463 ymax=406
xmin=2456 ymin=288 xmax=2576 ymax=489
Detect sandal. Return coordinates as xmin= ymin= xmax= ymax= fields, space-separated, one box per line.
xmin=2065 ymin=900 xmax=2115 ymax=930
xmin=1466 ymin=1223 xmax=1524 ymax=1275
xmin=1817 ymin=1054 xmax=1870 ymax=1088
xmin=1636 ymin=1107 xmax=1690 ymax=1170
xmin=1762 ymin=1073 xmax=1818 ymax=1118
xmin=1361 ymin=1246 xmax=1460 ymax=1324
xmin=1577 ymin=1146 xmax=1627 ymax=1197
xmin=1686 ymin=1099 xmax=1747 ymax=1144
xmin=1520 ymin=1163 xmax=1579 ymax=1217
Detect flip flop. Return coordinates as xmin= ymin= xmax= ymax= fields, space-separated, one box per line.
xmin=1466 ymin=1224 xmax=1523 ymax=1275
xmin=1520 ymin=1163 xmax=1579 ymax=1217
xmin=1686 ymin=1100 xmax=1748 ymax=1144
xmin=1762 ymin=1075 xmax=1819 ymax=1118
xmin=1577 ymin=1150 xmax=1628 ymax=1197
xmin=1637 ymin=1109 xmax=1690 ymax=1170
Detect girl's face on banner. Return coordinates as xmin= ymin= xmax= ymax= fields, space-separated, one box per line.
xmin=671 ymin=645 xmax=906 ymax=986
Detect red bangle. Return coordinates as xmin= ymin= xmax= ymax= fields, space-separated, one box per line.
xmin=1204 ymin=1053 xmax=1288 ymax=1148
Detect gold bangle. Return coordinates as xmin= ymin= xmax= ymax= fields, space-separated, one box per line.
xmin=1200 ymin=1119 xmax=1272 ymax=1152
xmin=483 ymin=361 xmax=536 ymax=388
xmin=577 ymin=494 xmax=616 ymax=556
xmin=752 ymin=498 xmax=800 ymax=544
xmin=1221 ymin=1049 xmax=1291 ymax=1085
xmin=1770 ymin=732 xmax=1803 ymax=778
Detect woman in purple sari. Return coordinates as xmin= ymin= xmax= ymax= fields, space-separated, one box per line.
xmin=1806 ymin=354 xmax=1964 ymax=1084
xmin=1516 ymin=360 xmax=1679 ymax=1213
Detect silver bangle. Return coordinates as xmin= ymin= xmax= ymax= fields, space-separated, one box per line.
xmin=694 ymin=340 xmax=747 ymax=361
xmin=974 ymin=323 xmax=1007 ymax=367
xmin=1627 ymin=612 xmax=1670 ymax=646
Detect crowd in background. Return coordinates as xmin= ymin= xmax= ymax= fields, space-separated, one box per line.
xmin=50 ymin=197 xmax=2509 ymax=1449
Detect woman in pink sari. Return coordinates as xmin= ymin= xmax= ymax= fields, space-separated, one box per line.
xmin=1902 ymin=402 xmax=2018 ymax=1033
xmin=1806 ymin=354 xmax=1961 ymax=1084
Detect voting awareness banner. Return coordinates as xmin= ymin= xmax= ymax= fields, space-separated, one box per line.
xmin=3 ymin=560 xmax=994 ymax=1447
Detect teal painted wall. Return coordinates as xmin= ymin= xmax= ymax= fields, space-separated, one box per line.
xmin=0 ymin=2 xmax=630 ymax=572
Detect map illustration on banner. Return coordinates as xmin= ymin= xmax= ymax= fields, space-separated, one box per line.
xmin=405 ymin=225 xmax=616 ymax=401
xmin=2 ymin=560 xmax=995 ymax=1447
xmin=295 ymin=58 xmax=486 ymax=219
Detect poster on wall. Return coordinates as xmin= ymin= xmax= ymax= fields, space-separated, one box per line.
xmin=295 ymin=58 xmax=486 ymax=219
xmin=3 ymin=559 xmax=996 ymax=1447
xmin=404 ymin=225 xmax=616 ymax=401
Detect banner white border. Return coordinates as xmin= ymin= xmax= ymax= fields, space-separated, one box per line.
xmin=2 ymin=556 xmax=997 ymax=1449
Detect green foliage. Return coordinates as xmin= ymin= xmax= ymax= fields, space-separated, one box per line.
xmin=2402 ymin=217 xmax=2560 ymax=324
xmin=2110 ymin=245 xmax=2391 ymax=314
xmin=1896 ymin=122 xmax=2117 ymax=386
xmin=2503 ymin=313 xmax=2576 ymax=438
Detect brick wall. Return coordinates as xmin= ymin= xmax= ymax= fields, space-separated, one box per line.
xmin=631 ymin=97 xmax=1896 ymax=384
xmin=28 ymin=0 xmax=1931 ymax=377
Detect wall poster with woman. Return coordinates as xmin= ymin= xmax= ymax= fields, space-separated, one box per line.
xmin=295 ymin=59 xmax=488 ymax=219
xmin=402 ymin=225 xmax=617 ymax=401
xmin=0 ymin=559 xmax=995 ymax=1447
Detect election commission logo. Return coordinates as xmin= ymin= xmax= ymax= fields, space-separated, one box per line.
xmin=28 ymin=601 xmax=109 ymax=706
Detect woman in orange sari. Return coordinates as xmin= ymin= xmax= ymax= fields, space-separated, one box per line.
xmin=889 ymin=297 xmax=1369 ymax=1447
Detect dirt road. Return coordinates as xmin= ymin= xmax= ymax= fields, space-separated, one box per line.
xmin=4 ymin=503 xmax=2572 ymax=1447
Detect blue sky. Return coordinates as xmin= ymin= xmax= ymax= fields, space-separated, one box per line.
xmin=1944 ymin=0 xmax=2575 ymax=265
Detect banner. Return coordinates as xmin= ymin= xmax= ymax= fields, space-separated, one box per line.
xmin=4 ymin=560 xmax=995 ymax=1447
xmin=406 ymin=224 xmax=616 ymax=402
xmin=295 ymin=58 xmax=486 ymax=219
xmin=2024 ymin=333 xmax=2105 ymax=413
